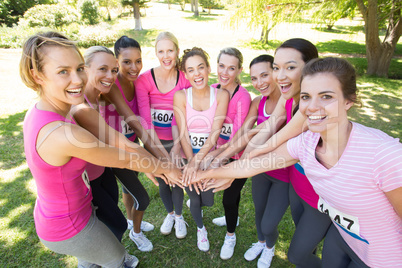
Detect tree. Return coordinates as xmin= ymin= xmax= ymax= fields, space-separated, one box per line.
xmin=355 ymin=0 xmax=402 ymax=77
xmin=194 ymin=0 xmax=199 ymax=16
xmin=99 ymin=0 xmax=121 ymax=20
xmin=121 ymin=0 xmax=149 ymax=30
xmin=312 ymin=0 xmax=356 ymax=30
xmin=78 ymin=0 xmax=100 ymax=25
xmin=0 ymin=0 xmax=53 ymax=26
xmin=199 ymin=0 xmax=221 ymax=15
xmin=230 ymin=0 xmax=402 ymax=77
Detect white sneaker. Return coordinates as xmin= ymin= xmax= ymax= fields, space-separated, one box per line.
xmin=212 ymin=216 xmax=239 ymax=227
xmin=220 ymin=234 xmax=236 ymax=260
xmin=160 ymin=214 xmax=175 ymax=235
xmin=186 ymin=199 xmax=191 ymax=208
xmin=129 ymin=230 xmax=153 ymax=252
xmin=140 ymin=221 xmax=154 ymax=232
xmin=257 ymin=246 xmax=275 ymax=268
xmin=197 ymin=226 xmax=210 ymax=252
xmin=127 ymin=219 xmax=133 ymax=230
xmin=244 ymin=242 xmax=266 ymax=261
xmin=174 ymin=216 xmax=188 ymax=239
xmin=124 ymin=252 xmax=139 ymax=268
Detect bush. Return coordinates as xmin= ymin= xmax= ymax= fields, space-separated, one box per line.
xmin=22 ymin=4 xmax=78 ymax=29
xmin=77 ymin=24 xmax=118 ymax=47
xmin=78 ymin=0 xmax=100 ymax=25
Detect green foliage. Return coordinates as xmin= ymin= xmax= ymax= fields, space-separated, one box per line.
xmin=22 ymin=4 xmax=78 ymax=29
xmin=121 ymin=0 xmax=149 ymax=9
xmin=312 ymin=0 xmax=357 ymax=30
xmin=199 ymin=0 xmax=223 ymax=10
xmin=0 ymin=0 xmax=53 ymax=26
xmin=78 ymin=0 xmax=100 ymax=25
xmin=76 ymin=23 xmax=119 ymax=47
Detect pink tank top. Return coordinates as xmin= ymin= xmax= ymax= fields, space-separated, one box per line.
xmin=83 ymin=95 xmax=105 ymax=181
xmin=186 ymin=86 xmax=218 ymax=153
xmin=213 ymin=84 xmax=251 ymax=159
xmin=285 ymin=98 xmax=319 ymax=208
xmin=257 ymin=96 xmax=289 ymax=182
xmin=99 ymin=78 xmax=137 ymax=141
xmin=23 ymin=105 xmax=92 ymax=242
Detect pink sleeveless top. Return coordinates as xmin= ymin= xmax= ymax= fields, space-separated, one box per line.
xmin=186 ymin=86 xmax=218 ymax=154
xmin=99 ymin=78 xmax=137 ymax=141
xmin=23 ymin=105 xmax=92 ymax=242
xmin=257 ymin=96 xmax=289 ymax=182
xmin=286 ymin=98 xmax=319 ymax=208
xmin=83 ymin=95 xmax=105 ymax=181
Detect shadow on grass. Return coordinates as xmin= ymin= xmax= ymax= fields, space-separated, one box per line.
xmin=316 ymin=39 xmax=366 ymax=55
xmin=184 ymin=15 xmax=218 ymax=21
xmin=120 ymin=29 xmax=159 ymax=47
xmin=0 ymin=111 xmax=26 ymax=170
xmin=313 ymin=25 xmax=364 ymax=34
xmin=242 ymin=39 xmax=282 ymax=51
xmin=346 ymin=57 xmax=402 ymax=79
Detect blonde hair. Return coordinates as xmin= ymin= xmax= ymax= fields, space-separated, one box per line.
xmin=155 ymin=31 xmax=180 ymax=69
xmin=217 ymin=47 xmax=243 ymax=85
xmin=84 ymin=46 xmax=115 ymax=66
xmin=19 ymin=31 xmax=82 ymax=95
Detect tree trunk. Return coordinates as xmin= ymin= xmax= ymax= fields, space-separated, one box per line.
xmin=168 ymin=0 xmax=171 ymax=10
xmin=133 ymin=2 xmax=142 ymax=30
xmin=356 ymin=0 xmax=402 ymax=77
xmin=191 ymin=0 xmax=194 ymax=12
xmin=208 ymin=8 xmax=211 ymax=15
xmin=180 ymin=1 xmax=185 ymax=11
xmin=194 ymin=0 xmax=199 ymax=16
xmin=260 ymin=27 xmax=270 ymax=44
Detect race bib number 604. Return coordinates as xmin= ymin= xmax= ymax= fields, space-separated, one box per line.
xmin=151 ymin=108 xmax=173 ymax=127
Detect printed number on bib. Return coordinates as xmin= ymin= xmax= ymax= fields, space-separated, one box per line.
xmin=81 ymin=170 xmax=90 ymax=196
xmin=121 ymin=121 xmax=135 ymax=139
xmin=190 ymin=132 xmax=209 ymax=153
xmin=318 ymin=197 xmax=368 ymax=244
xmin=219 ymin=123 xmax=232 ymax=141
xmin=151 ymin=109 xmax=173 ymax=127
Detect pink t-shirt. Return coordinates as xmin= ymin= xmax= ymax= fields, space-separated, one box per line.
xmin=213 ymin=84 xmax=251 ymax=160
xmin=23 ymin=105 xmax=92 ymax=242
xmin=99 ymin=78 xmax=138 ymax=142
xmin=287 ymin=122 xmax=402 ymax=268
xmin=135 ymin=69 xmax=191 ymax=140
xmin=257 ymin=96 xmax=289 ymax=182
xmin=186 ymin=86 xmax=218 ymax=154
xmin=286 ymin=98 xmax=319 ymax=208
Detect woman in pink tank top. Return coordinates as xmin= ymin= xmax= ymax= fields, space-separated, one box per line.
xmin=20 ymin=32 xmax=181 ymax=268
xmin=173 ymin=47 xmax=229 ymax=252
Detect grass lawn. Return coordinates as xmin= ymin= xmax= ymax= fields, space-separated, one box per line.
xmin=0 ymin=2 xmax=401 ymax=267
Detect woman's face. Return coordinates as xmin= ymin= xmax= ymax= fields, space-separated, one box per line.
xmin=37 ymin=46 xmax=87 ymax=106
xmin=117 ymin=47 xmax=142 ymax=82
xmin=272 ymin=48 xmax=305 ymax=100
xmin=299 ymin=73 xmax=353 ymax=134
xmin=86 ymin=52 xmax=118 ymax=94
xmin=250 ymin=61 xmax=276 ymax=97
xmin=156 ymin=39 xmax=178 ymax=70
xmin=217 ymin=53 xmax=242 ymax=88
xmin=184 ymin=55 xmax=210 ymax=90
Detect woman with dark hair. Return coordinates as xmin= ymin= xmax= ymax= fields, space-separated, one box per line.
xmin=196 ymin=57 xmax=402 ymax=268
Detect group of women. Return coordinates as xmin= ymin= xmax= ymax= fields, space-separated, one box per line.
xmin=21 ymin=29 xmax=401 ymax=268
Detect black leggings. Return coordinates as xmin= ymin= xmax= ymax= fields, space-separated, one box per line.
xmin=322 ymin=225 xmax=369 ymax=268
xmin=222 ymin=177 xmax=247 ymax=233
xmin=252 ymin=173 xmax=289 ymax=247
xmin=288 ymin=183 xmax=332 ymax=268
xmin=186 ymin=187 xmax=214 ymax=228
xmin=90 ymin=168 xmax=127 ymax=241
xmin=111 ymin=168 xmax=150 ymax=211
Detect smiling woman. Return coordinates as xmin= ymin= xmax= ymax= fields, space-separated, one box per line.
xmin=20 ymin=31 xmax=181 ymax=268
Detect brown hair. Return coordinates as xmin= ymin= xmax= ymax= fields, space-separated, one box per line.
xmin=180 ymin=47 xmax=210 ymax=72
xmin=301 ymin=57 xmax=360 ymax=105
xmin=19 ymin=31 xmax=82 ymax=95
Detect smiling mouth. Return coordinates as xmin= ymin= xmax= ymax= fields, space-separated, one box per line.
xmin=308 ymin=115 xmax=327 ymax=122
xmin=100 ymin=81 xmax=112 ymax=87
xmin=66 ymin=88 xmax=82 ymax=95
xmin=279 ymin=83 xmax=291 ymax=93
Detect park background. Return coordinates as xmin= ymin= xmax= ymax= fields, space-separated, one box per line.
xmin=0 ymin=0 xmax=401 ymax=267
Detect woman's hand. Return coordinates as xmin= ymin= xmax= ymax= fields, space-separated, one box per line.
xmin=144 ymin=172 xmax=160 ymax=186
xmin=199 ymin=153 xmax=215 ymax=171
xmin=204 ymin=177 xmax=235 ymax=192
xmin=170 ymin=143 xmax=185 ymax=168
xmin=182 ymin=159 xmax=200 ymax=190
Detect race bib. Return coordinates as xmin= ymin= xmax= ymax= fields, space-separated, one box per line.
xmin=120 ymin=120 xmax=135 ymax=139
xmin=219 ymin=123 xmax=233 ymax=140
xmin=81 ymin=170 xmax=90 ymax=196
xmin=318 ymin=197 xmax=368 ymax=244
xmin=189 ymin=132 xmax=209 ymax=153
xmin=151 ymin=108 xmax=174 ymax=127
xmin=294 ymin=162 xmax=305 ymax=175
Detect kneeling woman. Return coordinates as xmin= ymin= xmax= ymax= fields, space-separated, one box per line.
xmin=173 ymin=47 xmax=229 ymax=252
xmin=196 ymin=57 xmax=402 ymax=268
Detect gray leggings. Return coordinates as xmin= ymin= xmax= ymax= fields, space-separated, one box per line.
xmin=157 ymin=139 xmax=184 ymax=215
xmin=185 ymin=187 xmax=214 ymax=228
xmin=288 ymin=183 xmax=332 ymax=268
xmin=322 ymin=224 xmax=369 ymax=268
xmin=252 ymin=173 xmax=289 ymax=248
xmin=40 ymin=208 xmax=126 ymax=268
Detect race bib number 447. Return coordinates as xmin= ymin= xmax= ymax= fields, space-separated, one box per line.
xmin=318 ymin=197 xmax=369 ymax=244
